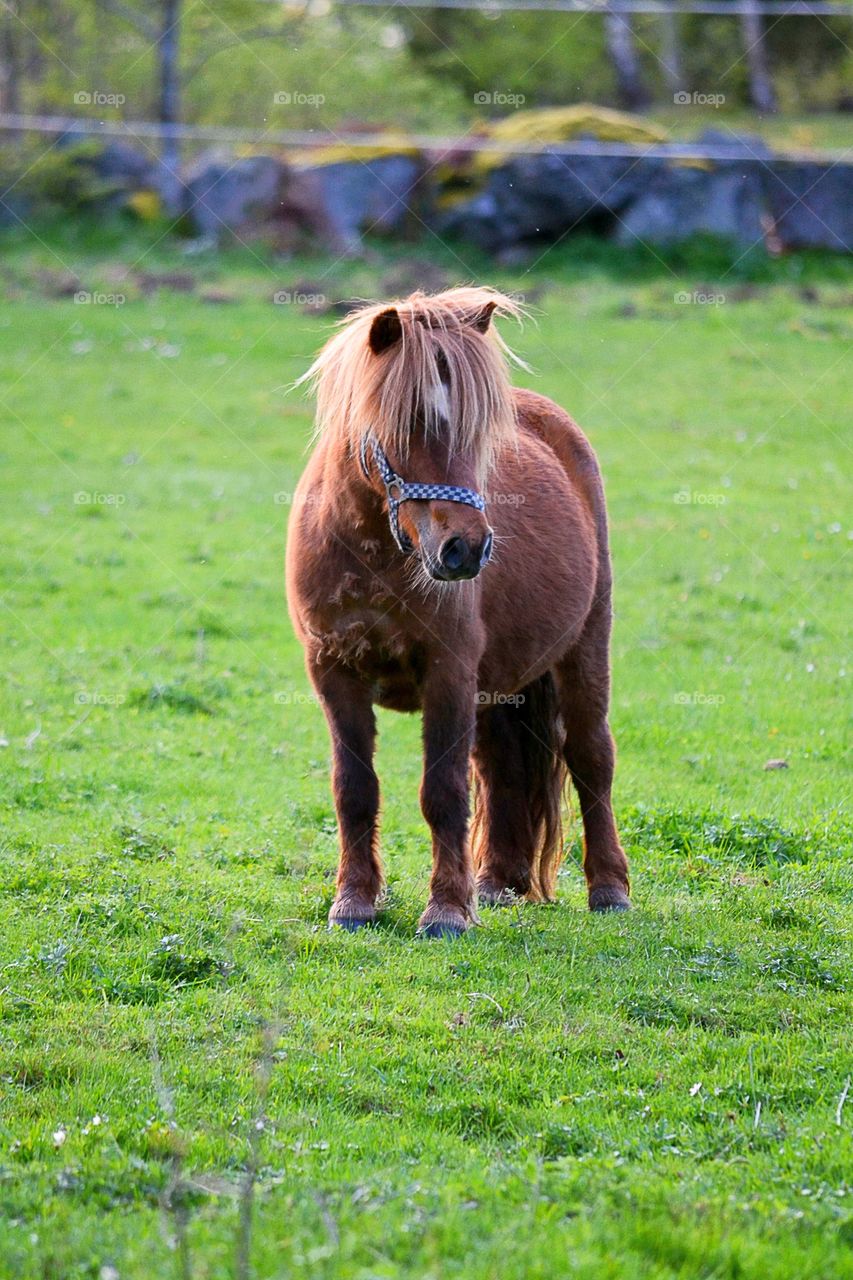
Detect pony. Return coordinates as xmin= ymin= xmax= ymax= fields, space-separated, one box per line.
xmin=286 ymin=286 xmax=630 ymax=937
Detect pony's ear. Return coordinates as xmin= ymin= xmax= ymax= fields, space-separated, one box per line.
xmin=466 ymin=300 xmax=498 ymax=334
xmin=368 ymin=308 xmax=403 ymax=354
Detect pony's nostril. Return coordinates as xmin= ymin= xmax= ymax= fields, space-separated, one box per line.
xmin=440 ymin=536 xmax=468 ymax=572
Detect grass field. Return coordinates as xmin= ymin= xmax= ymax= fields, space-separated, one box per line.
xmin=0 ymin=224 xmax=851 ymax=1279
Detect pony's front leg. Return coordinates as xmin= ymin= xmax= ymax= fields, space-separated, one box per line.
xmin=418 ymin=663 xmax=479 ymax=939
xmin=314 ymin=667 xmax=382 ymax=930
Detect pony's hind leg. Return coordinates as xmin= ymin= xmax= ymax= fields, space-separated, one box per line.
xmin=556 ymin=607 xmax=630 ymax=912
xmin=472 ymin=702 xmax=539 ymax=904
xmin=472 ymin=673 xmax=566 ymax=905
xmin=314 ymin=667 xmax=383 ymax=929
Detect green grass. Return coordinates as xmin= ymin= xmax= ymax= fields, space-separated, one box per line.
xmin=0 ymin=226 xmax=851 ymax=1279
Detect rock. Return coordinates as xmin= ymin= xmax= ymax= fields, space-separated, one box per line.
xmin=763 ymin=758 xmax=789 ymax=770
xmin=464 ymin=102 xmax=668 ymax=182
xmin=296 ymin=153 xmax=424 ymax=254
xmin=441 ymin=149 xmax=661 ymax=253
xmin=615 ymin=163 xmax=767 ymax=249
xmin=182 ymin=149 xmax=375 ymax=251
xmin=764 ymin=161 xmax=853 ymax=252
xmin=437 ymin=103 xmax=669 ymax=252
xmin=441 ymin=129 xmax=831 ymax=255
xmin=695 ymin=128 xmax=773 ymax=160
xmin=615 ymin=129 xmax=772 ymax=249
xmin=184 ymin=150 xmax=290 ymax=239
xmin=90 ymin=141 xmax=158 ymax=191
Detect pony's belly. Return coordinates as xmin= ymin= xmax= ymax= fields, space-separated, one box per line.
xmin=480 ymin=617 xmax=584 ymax=694
xmin=374 ymin=677 xmax=422 ymax=713
xmin=475 ymin=434 xmax=599 ymax=692
xmin=479 ymin=562 xmax=593 ymax=693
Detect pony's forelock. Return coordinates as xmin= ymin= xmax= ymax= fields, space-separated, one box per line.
xmin=296 ymin=287 xmax=528 ymax=469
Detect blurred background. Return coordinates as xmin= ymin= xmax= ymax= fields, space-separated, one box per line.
xmin=0 ymin=0 xmax=851 ymax=260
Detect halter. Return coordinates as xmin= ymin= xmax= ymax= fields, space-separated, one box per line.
xmin=359 ymin=434 xmax=486 ymax=556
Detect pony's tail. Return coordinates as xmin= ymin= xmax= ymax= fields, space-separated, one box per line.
xmin=470 ymin=671 xmax=567 ymax=902
xmin=521 ymin=671 xmax=567 ymax=901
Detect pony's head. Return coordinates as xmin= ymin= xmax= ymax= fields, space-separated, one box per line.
xmin=299 ymin=286 xmax=525 ymax=581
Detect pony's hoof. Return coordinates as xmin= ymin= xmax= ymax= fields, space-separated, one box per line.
xmin=328 ymin=900 xmax=376 ymax=931
xmin=589 ymin=885 xmax=631 ymax=913
xmin=329 ymin=916 xmax=371 ymax=932
xmin=477 ymin=884 xmax=521 ymax=907
xmin=418 ymin=920 xmax=466 ymax=940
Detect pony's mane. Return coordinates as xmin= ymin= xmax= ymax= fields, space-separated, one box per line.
xmin=297 ymin=286 xmax=527 ymax=470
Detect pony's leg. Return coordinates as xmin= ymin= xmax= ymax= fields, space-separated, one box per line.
xmin=472 ymin=673 xmax=566 ymax=904
xmin=557 ymin=609 xmax=630 ymax=912
xmin=418 ymin=665 xmax=478 ymax=938
xmin=314 ymin=668 xmax=382 ymax=929
xmin=472 ymin=704 xmax=536 ymax=902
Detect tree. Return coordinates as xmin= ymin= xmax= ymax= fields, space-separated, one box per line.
xmin=0 ymin=0 xmax=22 ymax=115
xmin=95 ymin=0 xmax=185 ymax=211
xmin=158 ymin=0 xmax=183 ymax=213
xmin=603 ymin=6 xmax=651 ymax=111
xmin=659 ymin=7 xmax=685 ymax=97
xmin=740 ymin=0 xmax=778 ymax=113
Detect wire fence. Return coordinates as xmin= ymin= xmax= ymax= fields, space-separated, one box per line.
xmin=332 ymin=0 xmax=853 ymax=14
xmin=1 ymin=113 xmax=850 ymax=165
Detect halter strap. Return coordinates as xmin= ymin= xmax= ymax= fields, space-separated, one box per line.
xmin=359 ymin=434 xmax=486 ymax=555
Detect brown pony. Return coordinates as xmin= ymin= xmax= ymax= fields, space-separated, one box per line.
xmin=286 ymin=286 xmax=630 ymax=937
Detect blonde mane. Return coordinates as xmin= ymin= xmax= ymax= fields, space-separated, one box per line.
xmin=297 ymin=286 xmax=527 ymax=471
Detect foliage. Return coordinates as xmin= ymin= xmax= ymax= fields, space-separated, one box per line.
xmin=1 ymin=2 xmax=850 ymax=132
xmin=0 ymin=140 xmax=118 ymax=214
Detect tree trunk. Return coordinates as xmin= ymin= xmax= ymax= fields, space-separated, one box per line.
xmin=604 ymin=8 xmax=650 ymax=111
xmin=0 ymin=1 xmax=22 ymax=115
xmin=157 ymin=0 xmax=184 ymax=213
xmin=660 ymin=9 xmax=685 ymax=97
xmin=740 ymin=0 xmax=777 ymax=113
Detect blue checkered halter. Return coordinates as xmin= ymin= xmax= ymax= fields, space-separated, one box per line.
xmin=359 ymin=434 xmax=486 ymax=556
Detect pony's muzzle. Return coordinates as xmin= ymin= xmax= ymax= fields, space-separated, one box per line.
xmin=432 ymin=531 xmax=493 ymax=581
